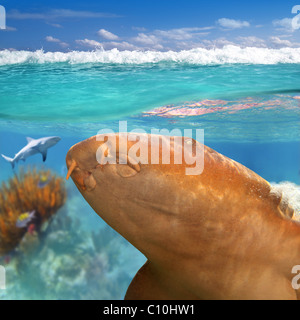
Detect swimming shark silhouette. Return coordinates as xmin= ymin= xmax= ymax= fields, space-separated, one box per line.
xmin=1 ymin=136 xmax=61 ymax=169
xmin=66 ymin=133 xmax=299 ymax=300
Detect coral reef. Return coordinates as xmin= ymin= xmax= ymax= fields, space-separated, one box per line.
xmin=0 ymin=194 xmax=145 ymax=300
xmin=0 ymin=167 xmax=66 ymax=255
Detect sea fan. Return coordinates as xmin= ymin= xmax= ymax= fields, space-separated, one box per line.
xmin=0 ymin=167 xmax=66 ymax=255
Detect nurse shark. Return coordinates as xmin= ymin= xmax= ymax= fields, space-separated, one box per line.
xmin=1 ymin=136 xmax=61 ymax=168
xmin=66 ymin=133 xmax=300 ymax=300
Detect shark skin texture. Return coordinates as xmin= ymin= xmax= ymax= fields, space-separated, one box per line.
xmin=1 ymin=136 xmax=61 ymax=168
xmin=66 ymin=133 xmax=300 ymax=300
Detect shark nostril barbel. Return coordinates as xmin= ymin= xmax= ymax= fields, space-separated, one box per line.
xmin=66 ymin=160 xmax=77 ymax=180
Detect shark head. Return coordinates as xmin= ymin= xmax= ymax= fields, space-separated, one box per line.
xmin=66 ymin=133 xmax=300 ymax=300
xmin=65 ymin=132 xmax=288 ymax=265
xmin=36 ymin=136 xmax=61 ymax=162
xmin=45 ymin=136 xmax=61 ymax=147
xmin=66 ymin=133 xmax=205 ymax=258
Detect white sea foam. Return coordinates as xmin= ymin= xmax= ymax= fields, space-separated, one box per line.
xmin=270 ymin=181 xmax=300 ymax=221
xmin=1 ymin=46 xmax=300 ymax=65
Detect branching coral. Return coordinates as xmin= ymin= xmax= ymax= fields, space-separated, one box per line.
xmin=0 ymin=167 xmax=66 ymax=255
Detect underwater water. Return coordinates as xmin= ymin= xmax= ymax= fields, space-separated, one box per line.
xmin=0 ymin=47 xmax=299 ymax=299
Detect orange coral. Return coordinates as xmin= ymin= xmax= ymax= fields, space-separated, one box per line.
xmin=0 ymin=167 xmax=66 ymax=255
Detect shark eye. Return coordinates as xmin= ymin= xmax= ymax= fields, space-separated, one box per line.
xmin=83 ymin=172 xmax=96 ymax=191
xmin=116 ymin=164 xmax=139 ymax=178
xmin=116 ymin=154 xmax=141 ymax=178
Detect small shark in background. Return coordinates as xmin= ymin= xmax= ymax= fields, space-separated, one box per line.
xmin=1 ymin=136 xmax=61 ymax=169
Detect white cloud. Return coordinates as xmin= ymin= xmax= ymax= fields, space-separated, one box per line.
xmin=47 ymin=22 xmax=63 ymax=28
xmin=273 ymin=18 xmax=295 ymax=32
xmin=50 ymin=9 xmax=119 ymax=18
xmin=8 ymin=9 xmax=120 ymax=20
xmin=0 ymin=26 xmax=17 ymax=32
xmin=217 ymin=18 xmax=250 ymax=29
xmin=75 ymin=39 xmax=139 ymax=51
xmin=103 ymin=41 xmax=139 ymax=50
xmin=131 ymin=27 xmax=212 ymax=50
xmin=97 ymin=29 xmax=119 ymax=40
xmin=45 ymin=36 xmax=68 ymax=48
xmin=154 ymin=28 xmax=209 ymax=41
xmin=132 ymin=33 xmax=164 ymax=50
xmin=8 ymin=11 xmax=45 ymax=20
xmin=133 ymin=33 xmax=161 ymax=46
xmin=269 ymin=36 xmax=299 ymax=48
xmin=201 ymin=36 xmax=299 ymax=49
xmin=237 ymin=36 xmax=267 ymax=48
xmin=45 ymin=36 xmax=60 ymax=42
xmin=154 ymin=27 xmax=211 ymax=40
xmin=75 ymin=39 xmax=103 ymax=48
xmin=201 ymin=38 xmax=236 ymax=48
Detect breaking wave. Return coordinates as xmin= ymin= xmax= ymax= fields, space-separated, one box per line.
xmin=1 ymin=45 xmax=300 ymax=65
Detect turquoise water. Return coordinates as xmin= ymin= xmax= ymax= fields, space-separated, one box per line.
xmin=0 ymin=62 xmax=299 ymax=122
xmin=0 ymin=48 xmax=300 ymax=299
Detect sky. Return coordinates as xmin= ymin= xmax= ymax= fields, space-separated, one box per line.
xmin=0 ymin=0 xmax=299 ymax=51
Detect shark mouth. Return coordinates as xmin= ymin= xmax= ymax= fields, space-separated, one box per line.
xmin=66 ymin=154 xmax=141 ymax=192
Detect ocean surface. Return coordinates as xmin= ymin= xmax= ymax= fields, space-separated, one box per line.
xmin=0 ymin=46 xmax=299 ymax=299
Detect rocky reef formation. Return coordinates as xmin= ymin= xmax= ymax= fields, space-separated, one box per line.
xmin=0 ymin=184 xmax=145 ymax=300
